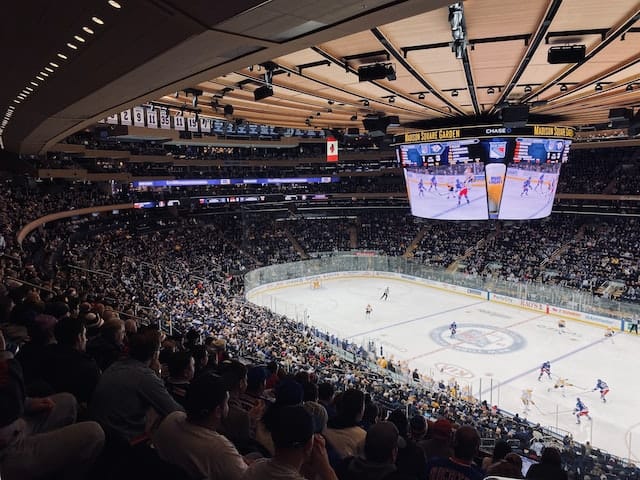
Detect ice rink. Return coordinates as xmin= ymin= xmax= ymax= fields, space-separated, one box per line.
xmin=248 ymin=275 xmax=640 ymax=461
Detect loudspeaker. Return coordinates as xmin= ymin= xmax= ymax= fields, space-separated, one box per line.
xmin=609 ymin=108 xmax=631 ymax=121
xmin=223 ymin=104 xmax=234 ymax=115
xmin=386 ymin=115 xmax=400 ymax=126
xmin=253 ymin=85 xmax=273 ymax=101
xmin=358 ymin=63 xmax=396 ymax=82
xmin=500 ymin=105 xmax=529 ymax=128
xmin=346 ymin=127 xmax=360 ymax=135
xmin=362 ymin=117 xmax=389 ymax=136
xmin=547 ymin=45 xmax=585 ymax=64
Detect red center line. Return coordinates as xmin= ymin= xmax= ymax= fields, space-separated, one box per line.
xmin=404 ymin=314 xmax=546 ymax=362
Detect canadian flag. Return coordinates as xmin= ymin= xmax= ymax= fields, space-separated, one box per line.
xmin=326 ymin=136 xmax=338 ymax=163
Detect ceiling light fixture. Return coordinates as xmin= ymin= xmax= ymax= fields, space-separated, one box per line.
xmin=451 ymin=90 xmax=459 ymax=97
xmin=524 ymin=85 xmax=532 ymax=93
xmin=388 ymin=96 xmax=395 ymax=103
xmin=36 ymin=75 xmax=44 ymax=81
xmin=49 ymin=62 xmax=59 ymax=68
xmin=26 ymin=86 xmax=33 ymax=92
xmin=74 ymin=35 xmax=85 ymax=43
xmin=57 ymin=53 xmax=68 ymax=60
xmin=595 ymin=83 xmax=603 ymax=91
xmin=39 ymin=71 xmax=48 ymax=77
xmin=560 ymin=84 xmax=568 ymax=92
xmin=363 ymin=100 xmax=370 ymax=107
xmin=487 ymin=87 xmax=495 ymax=95
xmin=45 ymin=66 xmax=54 ymax=72
xmin=418 ymin=93 xmax=425 ymax=100
xmin=30 ymin=81 xmax=38 ymax=87
xmin=17 ymin=94 xmax=26 ymax=99
xmin=67 ymin=43 xmax=77 ymax=50
xmin=108 ymin=0 xmax=122 ymax=8
xmin=626 ymin=84 xmax=634 ymax=92
xmin=92 ymin=16 xmax=104 ymax=25
xmin=13 ymin=99 xmax=21 ymax=104
xmin=83 ymin=26 xmax=95 ymax=34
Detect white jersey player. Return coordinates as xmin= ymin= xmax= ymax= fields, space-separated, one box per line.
xmin=521 ymin=389 xmax=534 ymax=412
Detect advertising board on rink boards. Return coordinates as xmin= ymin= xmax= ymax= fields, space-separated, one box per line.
xmin=489 ymin=293 xmax=548 ymax=313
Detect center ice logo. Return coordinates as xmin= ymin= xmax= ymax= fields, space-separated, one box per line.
xmin=430 ymin=323 xmax=526 ymax=354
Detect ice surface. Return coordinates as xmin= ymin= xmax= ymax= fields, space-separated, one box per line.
xmin=249 ymin=275 xmax=640 ymax=460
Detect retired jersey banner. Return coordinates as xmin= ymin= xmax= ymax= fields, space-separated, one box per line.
xmin=106 ymin=113 xmax=118 ymax=124
xmin=159 ymin=111 xmax=171 ymax=129
xmin=174 ymin=115 xmax=185 ymax=131
xmin=146 ymin=109 xmax=158 ymax=129
xmin=187 ymin=117 xmax=199 ymax=132
xmin=326 ymin=136 xmax=338 ymax=162
xmin=133 ymin=107 xmax=145 ymax=127
xmin=120 ymin=109 xmax=132 ymax=126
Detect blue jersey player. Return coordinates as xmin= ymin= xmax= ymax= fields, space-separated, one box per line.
xmin=429 ymin=174 xmax=437 ymax=191
xmin=535 ymin=173 xmax=545 ymax=191
xmin=418 ymin=178 xmax=425 ymax=197
xmin=538 ymin=361 xmax=551 ymax=381
xmin=593 ymin=379 xmax=610 ymax=403
xmin=574 ymin=398 xmax=592 ymax=424
xmin=521 ymin=177 xmax=531 ymax=197
xmin=450 ymin=321 xmax=457 ymax=337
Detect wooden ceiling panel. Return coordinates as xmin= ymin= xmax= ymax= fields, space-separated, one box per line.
xmin=464 ymin=0 xmax=547 ymax=39
xmin=551 ymin=0 xmax=639 ymax=31
xmin=469 ymin=41 xmax=528 ymax=87
xmin=380 ymin=8 xmax=452 ymax=45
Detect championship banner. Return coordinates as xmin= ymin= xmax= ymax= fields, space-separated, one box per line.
xmin=120 ymin=109 xmax=132 ymax=126
xmin=159 ymin=110 xmax=171 ymax=130
xmin=146 ymin=109 xmax=158 ymax=129
xmin=326 ymin=136 xmax=338 ymax=162
xmin=173 ymin=115 xmax=185 ymax=131
xmin=187 ymin=117 xmax=199 ymax=132
xmin=133 ymin=107 xmax=145 ymax=127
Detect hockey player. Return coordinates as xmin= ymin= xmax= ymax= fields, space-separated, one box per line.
xmin=450 ymin=321 xmax=457 ymax=338
xmin=558 ymin=318 xmax=566 ymax=334
xmin=418 ymin=178 xmax=425 ymax=197
xmin=428 ymin=174 xmax=437 ymax=192
xmin=457 ymin=185 xmax=470 ymax=206
xmin=534 ymin=173 xmax=545 ymax=192
xmin=455 ymin=177 xmax=463 ymax=192
xmin=365 ymin=304 xmax=373 ymax=320
xmin=521 ymin=389 xmax=534 ymax=412
xmin=604 ymin=326 xmax=615 ymax=343
xmin=521 ymin=177 xmax=531 ymax=197
xmin=380 ymin=286 xmax=389 ymax=301
xmin=538 ymin=361 xmax=551 ymax=381
xmin=548 ymin=376 xmax=570 ymax=397
xmin=574 ymin=398 xmax=592 ymax=424
xmin=593 ymin=379 xmax=610 ymax=403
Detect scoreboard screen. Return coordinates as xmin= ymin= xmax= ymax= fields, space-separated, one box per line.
xmin=397 ymin=125 xmax=573 ymax=221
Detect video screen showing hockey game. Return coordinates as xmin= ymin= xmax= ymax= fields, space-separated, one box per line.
xmin=404 ymin=163 xmax=488 ymax=220
xmin=498 ymin=138 xmax=569 ymax=220
xmin=399 ymin=133 xmax=571 ymax=221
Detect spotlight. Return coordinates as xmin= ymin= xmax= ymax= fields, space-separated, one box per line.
xmin=627 ymin=84 xmax=634 ymax=92
xmin=328 ymin=100 xmax=334 ymax=105
xmin=253 ymin=85 xmax=273 ymax=101
xmin=363 ymin=100 xmax=370 ymax=107
xmin=595 ymin=83 xmax=603 ymax=91
xmin=451 ymin=90 xmax=459 ymax=97
xmin=388 ymin=96 xmax=395 ymax=103
xmin=418 ymin=93 xmax=425 ymax=100
xmin=487 ymin=87 xmax=495 ymax=95
xmin=524 ymin=85 xmax=532 ymax=93
xmin=560 ymin=84 xmax=568 ymax=92
xmin=350 ymin=115 xmax=358 ymax=121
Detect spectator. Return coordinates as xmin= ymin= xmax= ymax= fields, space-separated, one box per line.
xmin=318 ymin=382 xmax=337 ymax=419
xmin=425 ymin=425 xmax=483 ymax=480
xmin=153 ymin=372 xmax=248 ymax=480
xmin=525 ymin=447 xmax=568 ymax=480
xmin=420 ymin=418 xmax=453 ymax=461
xmin=482 ymin=438 xmax=512 ymax=470
xmin=387 ymin=408 xmax=427 ymax=479
xmin=324 ymin=389 xmax=367 ymax=459
xmin=165 ymin=350 xmax=195 ymax=407
xmin=219 ymin=359 xmax=251 ymax=451
xmin=486 ymin=452 xmax=524 ymax=478
xmin=0 ymin=330 xmax=105 ymax=479
xmin=42 ymin=316 xmax=101 ymax=404
xmin=336 ymin=421 xmax=413 ymax=480
xmin=243 ymin=405 xmax=338 ymax=480
xmin=90 ymin=328 xmax=183 ymax=442
xmin=86 ymin=318 xmax=126 ymax=372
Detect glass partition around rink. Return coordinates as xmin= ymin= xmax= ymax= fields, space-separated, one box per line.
xmin=244 ymin=254 xmax=640 ymax=324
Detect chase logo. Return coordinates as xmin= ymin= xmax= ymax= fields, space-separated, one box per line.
xmin=430 ymin=323 xmax=526 ymax=354
xmin=485 ymin=128 xmax=512 ymax=134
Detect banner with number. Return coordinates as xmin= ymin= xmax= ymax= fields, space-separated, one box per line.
xmin=133 ymin=107 xmax=145 ymax=127
xmin=200 ymin=117 xmax=210 ymax=132
xmin=120 ymin=109 xmax=132 ymax=126
xmin=174 ymin=115 xmax=185 ymax=131
xmin=159 ymin=110 xmax=171 ymax=129
xmin=146 ymin=109 xmax=158 ymax=129
xmin=106 ymin=113 xmax=118 ymax=124
xmin=187 ymin=117 xmax=199 ymax=132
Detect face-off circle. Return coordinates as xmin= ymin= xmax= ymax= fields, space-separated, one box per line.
xmin=430 ymin=323 xmax=526 ymax=354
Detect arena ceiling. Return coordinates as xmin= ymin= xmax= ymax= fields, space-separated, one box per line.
xmin=3 ymin=0 xmax=640 ymax=154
